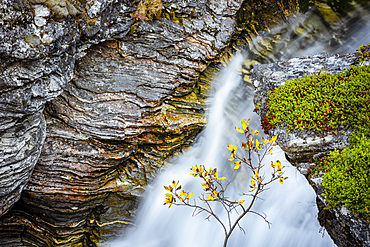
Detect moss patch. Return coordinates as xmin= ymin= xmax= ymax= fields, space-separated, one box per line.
xmin=263 ymin=64 xmax=370 ymax=134
xmin=320 ymin=133 xmax=370 ymax=220
xmin=264 ymin=42 xmax=370 ymax=220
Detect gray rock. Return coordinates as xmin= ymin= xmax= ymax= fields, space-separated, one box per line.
xmin=252 ymin=52 xmax=358 ymax=162
xmin=0 ymin=0 xmax=244 ymax=244
xmin=0 ymin=111 xmax=46 ymax=216
xmin=312 ymin=173 xmax=370 ymax=247
xmin=251 ymin=52 xmax=370 ymax=247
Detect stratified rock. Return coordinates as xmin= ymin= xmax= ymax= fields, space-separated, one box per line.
xmin=0 ymin=112 xmax=45 ymax=216
xmin=251 ymin=52 xmax=370 ymax=247
xmin=0 ymin=0 xmax=245 ymax=245
xmin=22 ymin=43 xmax=207 ymax=227
xmin=0 ymin=0 xmax=79 ymax=217
xmin=0 ymin=0 xmax=76 ymax=216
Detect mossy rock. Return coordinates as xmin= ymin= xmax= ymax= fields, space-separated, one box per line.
xmin=319 ymin=132 xmax=370 ymax=220
xmin=265 ymin=42 xmax=370 ymax=220
xmin=264 ymin=63 xmax=370 ymax=135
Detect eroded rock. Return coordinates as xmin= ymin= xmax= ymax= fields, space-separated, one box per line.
xmin=251 ymin=52 xmax=370 ymax=247
xmin=0 ymin=0 xmax=245 ymax=245
xmin=0 ymin=111 xmax=45 ymax=216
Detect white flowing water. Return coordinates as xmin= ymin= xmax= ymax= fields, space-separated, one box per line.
xmin=109 ymin=54 xmax=335 ymax=247
xmin=108 ymin=10 xmax=370 ymax=247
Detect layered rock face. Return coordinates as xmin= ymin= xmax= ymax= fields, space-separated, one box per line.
xmin=0 ymin=0 xmax=76 ymax=217
xmin=2 ymin=0 xmax=369 ymax=246
xmin=251 ymin=53 xmax=370 ymax=247
xmin=0 ymin=0 xmax=247 ymax=245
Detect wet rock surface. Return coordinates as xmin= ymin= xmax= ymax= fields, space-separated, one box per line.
xmin=2 ymin=0 xmax=369 ymax=245
xmin=251 ymin=52 xmax=370 ymax=247
xmin=0 ymin=0 xmax=76 ymax=216
xmin=0 ymin=0 xmax=245 ymax=245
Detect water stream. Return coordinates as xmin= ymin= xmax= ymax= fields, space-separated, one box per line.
xmin=108 ymin=8 xmax=370 ymax=247
xmin=109 ymin=53 xmax=335 ymax=247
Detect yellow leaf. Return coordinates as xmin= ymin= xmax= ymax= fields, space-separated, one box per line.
xmin=201 ymin=182 xmax=210 ymax=189
xmin=199 ymin=165 xmax=205 ymax=173
xmin=172 ymin=180 xmax=178 ymax=188
xmin=272 ymin=136 xmax=278 ymax=142
xmin=241 ymin=142 xmax=247 ymax=149
xmin=238 ymin=200 xmax=245 ymax=204
xmin=275 ymin=160 xmax=282 ymax=169
xmin=279 ymin=179 xmax=284 ymax=184
xmin=188 ymin=192 xmax=193 ymax=199
xmin=206 ymin=195 xmax=214 ymax=201
xmin=255 ymin=170 xmax=259 ymax=178
xmin=268 ymin=148 xmax=273 ymax=155
xmin=234 ymin=161 xmax=241 ymax=170
xmin=218 ymin=176 xmax=226 ymax=180
xmin=164 ymin=185 xmax=171 ymax=191
xmin=252 ymin=130 xmax=259 ymax=136
xmin=241 ymin=119 xmax=249 ymax=130
xmin=227 ymin=144 xmax=234 ymax=151
xmin=227 ymin=157 xmax=235 ymax=161
xmin=235 ymin=126 xmax=244 ymax=133
xmin=251 ymin=179 xmax=255 ymax=187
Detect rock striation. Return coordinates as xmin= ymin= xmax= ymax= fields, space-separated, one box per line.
xmin=2 ymin=0 xmax=369 ymax=245
xmin=251 ymin=52 xmax=370 ymax=247
xmin=0 ymin=0 xmax=247 ymax=245
xmin=0 ymin=0 xmax=76 ymax=216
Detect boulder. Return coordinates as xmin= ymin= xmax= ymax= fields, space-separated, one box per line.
xmin=251 ymin=52 xmax=370 ymax=247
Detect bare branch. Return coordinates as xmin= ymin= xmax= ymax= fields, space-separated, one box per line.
xmin=163 ymin=119 xmax=287 ymax=247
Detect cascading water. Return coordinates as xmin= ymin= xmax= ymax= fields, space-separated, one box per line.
xmin=108 ymin=8 xmax=370 ymax=247
xmin=108 ymin=53 xmax=335 ymax=247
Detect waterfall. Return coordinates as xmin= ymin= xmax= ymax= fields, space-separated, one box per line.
xmin=107 ymin=7 xmax=370 ymax=247
xmin=108 ymin=53 xmax=334 ymax=247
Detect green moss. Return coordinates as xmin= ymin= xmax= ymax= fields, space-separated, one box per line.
xmin=264 ymin=64 xmax=370 ymax=134
xmin=357 ymin=41 xmax=370 ymax=63
xmin=319 ymin=133 xmax=370 ymax=220
xmin=265 ymin=42 xmax=370 ymax=219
